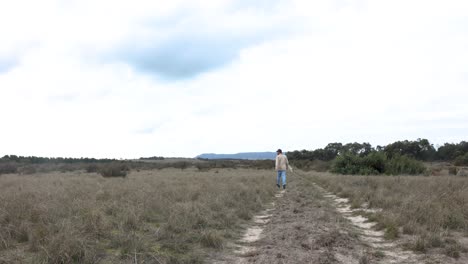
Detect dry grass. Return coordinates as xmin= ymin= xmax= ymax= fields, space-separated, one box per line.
xmin=0 ymin=168 xmax=275 ymax=263
xmin=310 ymin=172 xmax=468 ymax=257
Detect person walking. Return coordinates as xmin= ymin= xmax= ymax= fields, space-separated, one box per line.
xmin=275 ymin=149 xmax=289 ymax=189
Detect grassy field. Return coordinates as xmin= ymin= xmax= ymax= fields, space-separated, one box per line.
xmin=309 ymin=172 xmax=468 ymax=258
xmin=0 ymin=168 xmax=275 ymax=263
xmin=2 ymin=164 xmax=468 ymax=263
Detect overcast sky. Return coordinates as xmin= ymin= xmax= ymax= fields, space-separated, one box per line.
xmin=1 ymin=0 xmax=467 ymax=158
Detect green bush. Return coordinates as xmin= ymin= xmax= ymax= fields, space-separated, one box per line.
xmin=362 ymin=152 xmax=386 ymax=173
xmin=331 ymin=153 xmax=425 ymax=175
xmin=454 ymin=153 xmax=468 ymax=166
xmin=385 ymin=154 xmax=426 ymax=175
xmin=331 ymin=153 xmax=362 ymax=175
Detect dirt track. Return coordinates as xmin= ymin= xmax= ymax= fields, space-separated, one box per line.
xmin=212 ymin=171 xmax=467 ymax=264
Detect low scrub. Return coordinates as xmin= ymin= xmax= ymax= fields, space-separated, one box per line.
xmin=98 ymin=163 xmax=129 ymax=177
xmin=0 ymin=162 xmax=18 ymax=175
xmin=454 ymin=153 xmax=468 ymax=166
xmin=312 ymin=173 xmax=468 ymax=257
xmin=331 ymin=152 xmax=425 ymax=175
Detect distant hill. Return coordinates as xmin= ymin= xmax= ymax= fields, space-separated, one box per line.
xmin=196 ymin=152 xmax=276 ymax=160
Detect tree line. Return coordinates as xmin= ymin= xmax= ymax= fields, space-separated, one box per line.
xmin=287 ymin=139 xmax=468 ymax=163
xmin=0 ymin=155 xmax=116 ymax=164
xmin=287 ymin=139 xmax=468 ymax=175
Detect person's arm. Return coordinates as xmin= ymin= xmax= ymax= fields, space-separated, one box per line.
xmin=275 ymin=156 xmax=279 ymax=171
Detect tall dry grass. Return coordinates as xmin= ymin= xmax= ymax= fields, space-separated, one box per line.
xmin=310 ymin=172 xmax=468 ymax=257
xmin=0 ymin=168 xmax=276 ymax=263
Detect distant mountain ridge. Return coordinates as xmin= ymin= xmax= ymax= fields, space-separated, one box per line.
xmin=196 ymin=152 xmax=276 ymax=160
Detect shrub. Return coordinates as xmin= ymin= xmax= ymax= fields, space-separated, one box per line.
xmin=385 ymin=154 xmax=426 ymax=175
xmin=454 ymin=153 xmax=468 ymax=166
xmin=331 ymin=153 xmax=362 ymax=175
xmin=58 ymin=164 xmax=79 ymax=173
xmin=195 ymin=162 xmax=212 ymax=171
xmin=331 ymin=152 xmax=387 ymax=175
xmin=0 ymin=162 xmax=18 ymax=175
xmin=332 ymin=153 xmax=426 ymax=175
xmin=362 ymin=152 xmax=387 ymax=174
xmin=98 ymin=163 xmax=129 ymax=177
xmin=171 ymin=161 xmax=190 ymax=170
xmin=250 ymin=160 xmax=274 ymax=170
xmin=19 ymin=165 xmax=37 ymax=175
xmin=85 ymin=163 xmax=99 ymax=173
xmin=448 ymin=166 xmax=458 ymax=175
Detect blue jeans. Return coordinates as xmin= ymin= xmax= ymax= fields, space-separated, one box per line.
xmin=277 ymin=170 xmax=286 ymax=186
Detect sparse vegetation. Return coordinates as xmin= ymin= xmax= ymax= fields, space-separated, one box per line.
xmin=311 ymin=172 xmax=468 ymax=257
xmin=1 ymin=139 xmax=467 ymax=262
xmin=0 ymin=168 xmax=275 ymax=263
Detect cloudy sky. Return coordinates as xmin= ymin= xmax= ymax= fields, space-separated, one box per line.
xmin=1 ymin=0 xmax=467 ymax=158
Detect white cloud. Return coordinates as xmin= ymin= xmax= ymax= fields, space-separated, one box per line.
xmin=0 ymin=0 xmax=467 ymax=158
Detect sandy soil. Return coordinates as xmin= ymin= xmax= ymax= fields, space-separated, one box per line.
xmin=211 ymin=171 xmax=468 ymax=264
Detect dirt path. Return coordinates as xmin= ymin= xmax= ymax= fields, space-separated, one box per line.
xmin=212 ymin=174 xmax=367 ymax=263
xmin=318 ymin=185 xmax=424 ymax=264
xmin=212 ymin=172 xmax=466 ymax=263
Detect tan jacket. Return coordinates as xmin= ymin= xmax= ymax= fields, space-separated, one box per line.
xmin=275 ymin=154 xmax=289 ymax=171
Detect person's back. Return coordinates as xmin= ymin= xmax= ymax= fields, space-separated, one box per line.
xmin=275 ymin=149 xmax=288 ymax=189
xmin=275 ymin=153 xmax=289 ymax=171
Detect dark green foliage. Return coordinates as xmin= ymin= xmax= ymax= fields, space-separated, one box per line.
xmin=362 ymin=152 xmax=387 ymax=173
xmin=1 ymin=155 xmax=115 ymax=164
xmin=288 ymin=142 xmax=373 ymax=162
xmin=437 ymin=141 xmax=468 ymax=161
xmin=331 ymin=153 xmax=425 ymax=175
xmin=289 ymin=139 xmax=468 ymax=166
xmin=331 ymin=153 xmax=365 ymax=175
xmin=454 ymin=153 xmax=468 ymax=166
xmin=139 ymin=156 xmax=165 ymax=160
xmin=385 ymin=154 xmax=426 ymax=175
xmin=383 ymin=138 xmax=436 ymax=161
xmin=331 ymin=153 xmax=385 ymax=175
